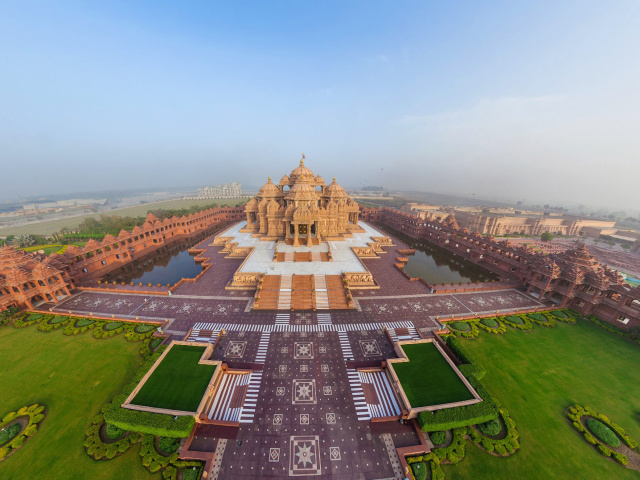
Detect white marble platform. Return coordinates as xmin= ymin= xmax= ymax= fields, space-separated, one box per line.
xmin=219 ymin=221 xmax=385 ymax=275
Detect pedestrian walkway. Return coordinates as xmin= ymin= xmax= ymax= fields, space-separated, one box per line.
xmin=347 ymin=368 xmax=371 ymax=421
xmin=238 ymin=371 xmax=263 ymax=424
xmin=255 ymin=331 xmax=271 ymax=363
xmin=207 ymin=372 xmax=250 ymax=422
xmin=358 ymin=370 xmax=401 ymax=418
xmin=275 ymin=313 xmax=290 ymax=325
xmin=387 ymin=326 xmax=420 ymax=343
xmin=317 ymin=313 xmax=332 ymax=325
xmin=191 ymin=320 xmax=416 ymax=333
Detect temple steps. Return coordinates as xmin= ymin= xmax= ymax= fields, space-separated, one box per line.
xmin=326 ymin=275 xmax=350 ymax=309
xmin=314 ymin=274 xmax=330 ymax=310
xmin=256 ymin=275 xmax=280 ymax=310
xmin=292 ymin=275 xmax=314 ymax=311
xmin=277 ymin=274 xmax=292 ymax=310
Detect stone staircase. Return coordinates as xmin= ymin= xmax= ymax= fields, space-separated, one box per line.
xmin=292 ymin=275 xmax=314 ymax=310
xmin=277 ymin=274 xmax=292 ymax=310
xmin=314 ymin=274 xmax=330 ymax=310
xmin=326 ymin=275 xmax=350 ymax=309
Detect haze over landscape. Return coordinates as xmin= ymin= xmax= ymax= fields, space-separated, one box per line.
xmin=1 ymin=0 xmax=639 ymax=209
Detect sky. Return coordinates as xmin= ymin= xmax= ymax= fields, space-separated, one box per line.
xmin=1 ymin=1 xmax=639 ymax=212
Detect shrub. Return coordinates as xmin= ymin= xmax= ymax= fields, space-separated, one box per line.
xmin=150 ymin=338 xmax=163 ymax=349
xmin=448 ymin=321 xmax=469 ymax=331
xmin=183 ymin=468 xmax=200 ymax=480
xmin=104 ymin=322 xmax=123 ymax=331
xmin=76 ymin=318 xmax=95 ymax=327
xmin=158 ymin=436 xmax=181 ymax=454
xmin=0 ymin=423 xmax=22 ymax=445
xmin=479 ymin=418 xmax=502 ymax=436
xmin=419 ymin=373 xmax=497 ymax=431
xmin=105 ymin=423 xmax=126 ymax=440
xmin=586 ymin=418 xmax=620 ymax=447
xmin=504 ymin=315 xmax=523 ymax=324
xmin=480 ymin=317 xmax=497 ymax=328
xmin=612 ymin=451 xmax=629 ymax=465
xmin=135 ymin=324 xmax=157 ymax=334
xmin=430 ymin=431 xmax=446 ymax=445
xmin=411 ymin=461 xmax=428 ymax=480
xmin=445 ymin=336 xmax=486 ymax=379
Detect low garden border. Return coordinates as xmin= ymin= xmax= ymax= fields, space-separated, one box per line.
xmin=566 ymin=404 xmax=640 ymax=469
xmin=0 ymin=404 xmax=47 ymax=462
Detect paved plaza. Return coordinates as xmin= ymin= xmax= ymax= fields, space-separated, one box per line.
xmin=46 ymin=225 xmax=547 ymax=479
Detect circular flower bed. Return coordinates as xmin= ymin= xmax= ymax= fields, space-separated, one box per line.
xmin=566 ymin=404 xmax=639 ymax=467
xmin=586 ymin=418 xmax=620 ymax=447
xmin=0 ymin=404 xmax=47 ymax=461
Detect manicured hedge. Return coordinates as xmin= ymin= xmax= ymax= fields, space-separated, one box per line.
xmin=468 ymin=408 xmax=520 ymax=456
xmin=430 ymin=430 xmax=446 ymax=445
xmin=0 ymin=404 xmax=46 ymax=461
xmin=105 ymin=423 xmax=126 ymax=440
xmin=84 ymin=413 xmax=139 ymax=460
xmin=566 ymin=404 xmax=638 ymax=466
xmin=102 ymin=349 xmax=196 ymax=438
xmin=449 ymin=321 xmax=469 ymax=331
xmin=135 ymin=324 xmax=157 ymax=334
xmin=445 ymin=336 xmax=486 ymax=379
xmin=0 ymin=424 xmax=22 ymax=445
xmin=526 ymin=312 xmax=557 ymax=327
xmin=158 ymin=437 xmax=181 ymax=454
xmin=406 ymin=452 xmax=445 ymax=480
xmin=501 ymin=314 xmax=533 ymax=331
xmin=586 ymin=418 xmax=620 ymax=447
xmin=480 ymin=317 xmax=497 ymax=328
xmin=477 ymin=317 xmax=507 ymax=334
xmin=411 ymin=461 xmax=427 ymax=480
xmin=479 ymin=417 xmax=501 ymax=436
xmin=418 ymin=371 xmax=498 ymax=432
xmin=104 ymin=322 xmax=124 ymax=331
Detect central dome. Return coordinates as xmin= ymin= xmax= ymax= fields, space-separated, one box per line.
xmin=289 ymin=159 xmax=315 ymax=182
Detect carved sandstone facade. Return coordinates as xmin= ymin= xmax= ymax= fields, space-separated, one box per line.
xmin=0 ymin=207 xmax=245 ymax=311
xmin=361 ymin=207 xmax=640 ymax=328
xmin=243 ymin=159 xmax=362 ymax=246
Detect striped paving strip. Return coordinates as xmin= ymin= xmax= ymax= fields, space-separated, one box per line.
xmin=254 ymin=331 xmax=271 ymax=364
xmin=238 ymin=371 xmax=263 ymax=423
xmin=208 ymin=373 xmax=250 ymax=422
xmin=209 ymin=439 xmax=227 ymax=480
xmin=314 ymin=274 xmax=330 ymax=310
xmin=316 ymin=313 xmax=332 ymax=325
xmin=185 ymin=329 xmax=220 ymax=343
xmin=190 ymin=321 xmax=415 ymax=333
xmin=382 ymin=433 xmax=404 ymax=480
xmin=347 ymin=368 xmax=371 ymax=421
xmin=338 ymin=331 xmax=354 ymax=359
xmin=359 ymin=371 xmax=401 ymax=418
xmin=387 ymin=326 xmax=421 ymax=343
xmin=275 ymin=313 xmax=290 ymax=325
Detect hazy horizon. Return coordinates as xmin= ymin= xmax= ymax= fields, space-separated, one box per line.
xmin=1 ymin=1 xmax=639 ymax=212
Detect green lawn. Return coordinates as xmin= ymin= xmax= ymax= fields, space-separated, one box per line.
xmin=444 ymin=319 xmax=640 ymax=480
xmin=0 ymin=325 xmax=156 ymax=480
xmin=132 ymin=345 xmax=215 ymax=412
xmin=394 ymin=342 xmax=475 ymax=407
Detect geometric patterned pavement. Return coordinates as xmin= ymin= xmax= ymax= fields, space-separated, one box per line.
xmin=44 ymin=226 xmax=549 ymax=478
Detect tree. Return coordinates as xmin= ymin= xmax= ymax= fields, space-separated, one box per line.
xmin=541 ymin=232 xmax=554 ymax=242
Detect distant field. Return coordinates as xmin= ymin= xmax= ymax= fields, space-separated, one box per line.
xmin=0 ymin=198 xmax=248 ymax=237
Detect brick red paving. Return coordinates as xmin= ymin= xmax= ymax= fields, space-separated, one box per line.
xmin=45 ymin=223 xmax=552 ymax=479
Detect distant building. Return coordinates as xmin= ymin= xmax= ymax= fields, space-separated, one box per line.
xmin=403 ymin=203 xmax=615 ymax=237
xmin=196 ymin=183 xmax=242 ymax=199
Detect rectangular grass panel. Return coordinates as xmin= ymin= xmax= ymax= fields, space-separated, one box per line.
xmin=394 ymin=342 xmax=475 ymax=407
xmin=132 ymin=345 xmax=215 ymax=412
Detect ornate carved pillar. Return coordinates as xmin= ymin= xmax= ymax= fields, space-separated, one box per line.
xmin=293 ymin=223 xmax=300 ymax=247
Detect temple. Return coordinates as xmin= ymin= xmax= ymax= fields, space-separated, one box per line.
xmin=243 ymin=158 xmax=362 ymax=245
